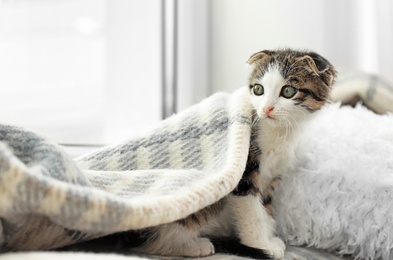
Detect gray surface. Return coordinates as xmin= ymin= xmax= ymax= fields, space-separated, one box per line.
xmin=61 ymin=239 xmax=348 ymax=260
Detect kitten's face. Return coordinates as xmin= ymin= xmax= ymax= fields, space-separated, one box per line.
xmin=247 ymin=49 xmax=336 ymax=127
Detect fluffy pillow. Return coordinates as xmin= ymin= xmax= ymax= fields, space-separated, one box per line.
xmin=275 ymin=103 xmax=393 ymax=260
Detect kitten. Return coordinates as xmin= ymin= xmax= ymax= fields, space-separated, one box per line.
xmin=130 ymin=49 xmax=336 ymax=259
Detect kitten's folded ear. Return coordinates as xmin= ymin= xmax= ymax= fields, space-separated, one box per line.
xmin=297 ymin=52 xmax=337 ymax=87
xmin=246 ymin=50 xmax=275 ymax=65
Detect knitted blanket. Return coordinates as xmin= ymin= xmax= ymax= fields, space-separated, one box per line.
xmin=0 ymin=87 xmax=252 ymax=251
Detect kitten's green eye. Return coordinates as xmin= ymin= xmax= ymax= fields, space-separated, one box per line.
xmin=281 ymin=85 xmax=297 ymax=99
xmin=252 ymin=84 xmax=264 ymax=96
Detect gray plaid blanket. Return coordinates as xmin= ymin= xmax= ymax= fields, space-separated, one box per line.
xmin=0 ymin=87 xmax=252 ymax=251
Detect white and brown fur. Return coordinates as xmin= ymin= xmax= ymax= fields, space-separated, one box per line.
xmin=128 ymin=49 xmax=337 ymax=259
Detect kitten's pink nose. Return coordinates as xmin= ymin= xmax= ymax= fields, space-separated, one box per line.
xmin=263 ymin=106 xmax=274 ymax=116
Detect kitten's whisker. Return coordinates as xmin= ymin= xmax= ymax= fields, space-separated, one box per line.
xmin=251 ymin=111 xmax=259 ymax=128
xmin=252 ymin=116 xmax=260 ymax=128
xmin=299 ymin=110 xmax=308 ymax=121
xmin=281 ymin=119 xmax=289 ymax=141
xmin=272 ymin=110 xmax=291 ymax=141
xmin=285 ymin=112 xmax=299 ymax=133
xmin=284 ymin=118 xmax=292 ymax=140
xmin=284 ymin=111 xmax=302 ymax=145
xmin=288 ymin=113 xmax=300 ymax=132
xmin=274 ymin=110 xmax=298 ymax=141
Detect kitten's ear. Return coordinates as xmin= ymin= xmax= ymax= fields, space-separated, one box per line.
xmin=297 ymin=53 xmax=337 ymax=86
xmin=246 ymin=50 xmax=275 ymax=65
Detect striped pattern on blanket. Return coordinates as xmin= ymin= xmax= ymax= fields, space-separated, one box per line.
xmin=0 ymin=87 xmax=253 ymax=251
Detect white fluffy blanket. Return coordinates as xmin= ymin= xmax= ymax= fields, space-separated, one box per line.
xmin=276 ymin=103 xmax=393 ymax=259
xmin=0 ymin=85 xmax=392 ymax=259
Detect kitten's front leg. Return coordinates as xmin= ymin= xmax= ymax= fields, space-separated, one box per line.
xmin=134 ymin=223 xmax=215 ymax=257
xmin=228 ymin=193 xmax=285 ymax=259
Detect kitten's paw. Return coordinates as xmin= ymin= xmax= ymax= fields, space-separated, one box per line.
xmin=136 ymin=237 xmax=215 ymax=257
xmin=265 ymin=237 xmax=286 ymax=259
xmin=182 ymin=237 xmax=215 ymax=257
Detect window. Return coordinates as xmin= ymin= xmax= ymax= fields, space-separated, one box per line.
xmin=0 ymin=0 xmax=162 ymax=145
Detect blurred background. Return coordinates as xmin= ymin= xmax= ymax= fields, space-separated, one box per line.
xmin=1 ymin=0 xmax=392 ymax=150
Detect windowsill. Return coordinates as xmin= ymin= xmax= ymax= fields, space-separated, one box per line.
xmin=61 ymin=144 xmax=103 ymax=159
